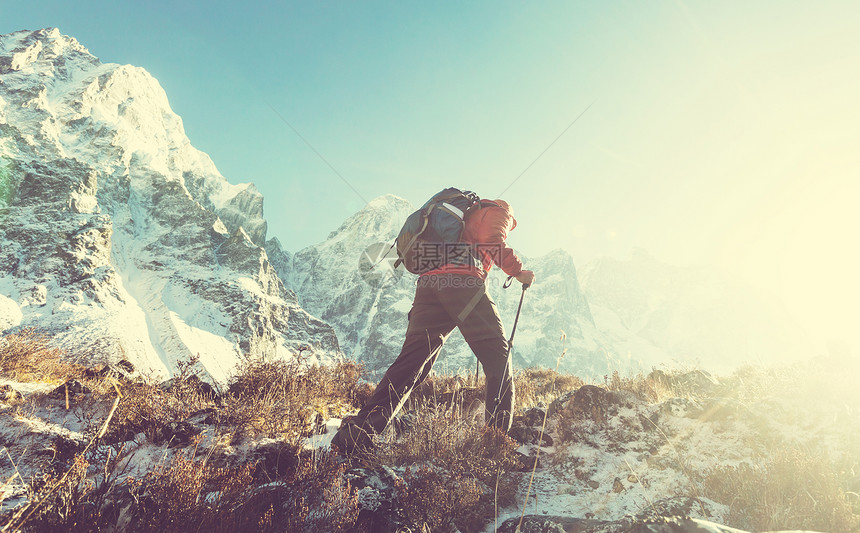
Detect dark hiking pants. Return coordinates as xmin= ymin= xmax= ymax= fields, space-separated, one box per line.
xmin=351 ymin=273 xmax=514 ymax=438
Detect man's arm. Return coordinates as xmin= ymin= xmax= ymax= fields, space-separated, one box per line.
xmin=477 ymin=207 xmax=524 ymax=277
xmin=516 ymin=270 xmax=535 ymax=287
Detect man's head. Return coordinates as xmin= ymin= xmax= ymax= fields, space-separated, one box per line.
xmin=492 ymin=198 xmax=517 ymax=230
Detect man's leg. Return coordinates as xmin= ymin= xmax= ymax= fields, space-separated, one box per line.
xmin=470 ymin=336 xmax=514 ymax=431
xmin=438 ymin=277 xmax=515 ymax=432
xmin=333 ymin=280 xmax=455 ymax=453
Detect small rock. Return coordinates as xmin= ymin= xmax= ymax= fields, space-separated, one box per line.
xmin=115 ymin=359 xmax=135 ymax=373
xmin=699 ymin=397 xmax=748 ymax=422
xmin=521 ymin=407 xmax=547 ymax=427
xmin=153 ymin=420 xmax=200 ymax=446
xmin=248 ymin=440 xmax=301 ymax=482
xmin=640 ymin=410 xmax=660 ymax=430
xmin=345 ymin=465 xmax=406 ymax=532
xmin=613 ymin=477 xmax=625 ymax=493
xmin=49 ymin=379 xmax=91 ymax=398
xmin=26 ymin=284 xmax=47 ymax=306
xmin=0 ymin=384 xmax=23 ymax=402
xmin=637 ymin=496 xmax=712 ymax=520
xmin=587 ymin=480 xmax=599 ymax=489
xmin=187 ymin=408 xmax=217 ymax=426
xmin=84 ymin=361 xmax=136 ymax=381
xmin=548 ymin=390 xmax=576 ymax=418
xmin=514 ymin=450 xmax=540 ymax=471
xmin=659 ymin=397 xmax=704 ymax=419
xmin=510 ymin=425 xmax=553 ymax=447
xmin=497 ymin=515 xmax=602 ymax=533
xmin=508 ymin=424 xmax=538 ymax=445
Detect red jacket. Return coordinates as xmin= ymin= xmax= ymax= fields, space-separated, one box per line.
xmin=421 ymin=199 xmax=523 ymax=279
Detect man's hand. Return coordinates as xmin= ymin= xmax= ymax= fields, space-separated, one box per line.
xmin=516 ymin=270 xmax=535 ymax=287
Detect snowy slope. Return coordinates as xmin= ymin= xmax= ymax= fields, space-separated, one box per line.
xmin=0 ymin=28 xmax=339 ymax=382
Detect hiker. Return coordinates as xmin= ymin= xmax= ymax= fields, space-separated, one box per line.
xmin=332 ymin=194 xmax=535 ymax=455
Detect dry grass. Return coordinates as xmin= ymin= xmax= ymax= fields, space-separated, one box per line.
xmin=220 ymin=358 xmax=367 ymax=445
xmin=10 ymin=442 xmax=358 ymax=533
xmin=374 ymin=397 xmax=524 ymax=532
xmin=4 ymin=351 xmax=367 ymax=533
xmin=515 ymin=367 xmax=583 ymax=409
xmin=0 ymin=328 xmax=82 ymax=383
xmin=100 ymin=358 xmax=213 ymax=444
xmin=704 ymin=448 xmax=860 ymax=532
xmin=6 ymin=326 xmax=859 ymax=533
xmin=395 ymin=465 xmax=484 ymax=533
xmin=603 ymin=368 xmax=716 ymax=403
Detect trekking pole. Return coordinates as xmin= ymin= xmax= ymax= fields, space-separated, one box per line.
xmin=506 ymin=276 xmax=529 ymax=347
xmin=475 ymin=274 xmax=521 ymax=386
xmin=488 ymin=275 xmax=530 ymax=421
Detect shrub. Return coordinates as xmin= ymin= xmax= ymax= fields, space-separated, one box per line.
xmin=0 ymin=328 xmax=82 ymax=383
xmin=396 ymin=465 xmax=483 ymax=533
xmin=704 ymin=448 xmax=860 ymax=532
xmin=225 ymin=449 xmax=359 ymax=532
xmin=515 ymin=367 xmax=583 ymax=409
xmin=10 ymin=445 xmax=359 ymax=533
xmin=4 ymin=453 xmax=92 ymax=531
xmin=375 ymin=398 xmax=523 ymax=532
xmin=102 ymin=358 xmax=213 ymax=444
xmin=220 ymin=358 xmax=366 ymax=444
xmin=126 ymin=448 xmax=256 ymax=532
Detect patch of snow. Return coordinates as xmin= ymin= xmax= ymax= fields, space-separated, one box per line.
xmin=0 ymin=285 xmax=23 ymax=333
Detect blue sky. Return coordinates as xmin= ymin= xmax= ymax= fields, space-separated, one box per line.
xmin=3 ymin=1 xmax=859 ymax=349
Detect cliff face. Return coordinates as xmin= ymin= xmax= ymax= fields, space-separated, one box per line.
xmin=0 ymin=28 xmax=339 ymax=382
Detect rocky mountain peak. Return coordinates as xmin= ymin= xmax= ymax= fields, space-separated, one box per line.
xmin=0 ymin=28 xmax=95 ymax=75
xmin=326 ymin=194 xmax=414 ymax=242
xmin=0 ymin=29 xmax=339 ymax=382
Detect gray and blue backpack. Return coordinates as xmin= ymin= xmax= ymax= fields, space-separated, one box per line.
xmin=393 ymin=188 xmax=481 ymax=274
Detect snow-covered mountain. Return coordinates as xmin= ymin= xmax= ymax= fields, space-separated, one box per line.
xmin=0 ymin=28 xmax=339 ymax=382
xmin=278 ymin=194 xmax=616 ymax=377
xmin=0 ymin=28 xmax=816 ymax=384
xmin=272 ymin=195 xmax=417 ymax=374
xmin=580 ymin=248 xmax=815 ymax=372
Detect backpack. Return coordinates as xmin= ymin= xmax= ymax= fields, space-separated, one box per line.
xmin=393 ymin=188 xmax=480 ymax=274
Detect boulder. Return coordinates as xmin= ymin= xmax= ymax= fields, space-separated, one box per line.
xmin=551 ymin=385 xmax=625 ymax=425
xmin=509 ymin=424 xmax=553 ymax=446
xmin=345 ymin=465 xmax=406 ymax=532
xmin=519 ymin=407 xmax=548 ymax=427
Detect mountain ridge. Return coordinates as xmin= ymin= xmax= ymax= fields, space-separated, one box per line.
xmin=0 ymin=28 xmax=817 ymax=383
xmin=0 ymin=28 xmax=339 ymax=382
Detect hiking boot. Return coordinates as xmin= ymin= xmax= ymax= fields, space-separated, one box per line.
xmin=331 ymin=418 xmax=375 ymax=457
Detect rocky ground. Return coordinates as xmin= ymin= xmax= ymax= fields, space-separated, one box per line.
xmin=1 ymin=331 xmax=857 ymax=532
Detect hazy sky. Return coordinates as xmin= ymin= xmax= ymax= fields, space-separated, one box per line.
xmin=3 ymin=1 xmax=859 ymax=350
